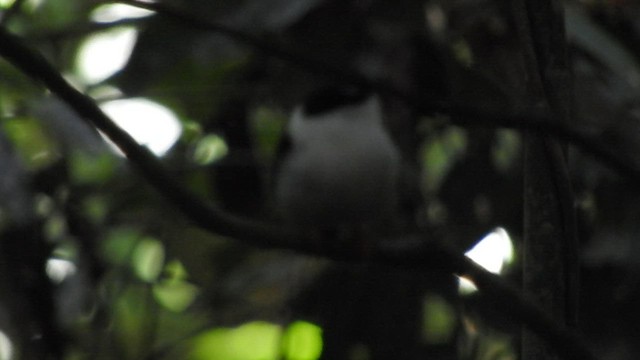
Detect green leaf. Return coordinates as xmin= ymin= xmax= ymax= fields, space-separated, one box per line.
xmin=0 ymin=0 xmax=15 ymax=8
xmin=113 ymin=285 xmax=155 ymax=359
xmin=164 ymin=260 xmax=189 ymax=281
xmin=101 ymin=227 xmax=141 ymax=266
xmin=190 ymin=322 xmax=283 ymax=360
xmin=421 ymin=126 xmax=468 ymax=193
xmin=81 ymin=195 xmax=109 ymax=224
xmin=422 ymin=294 xmax=457 ymax=345
xmin=250 ymin=107 xmax=287 ymax=161
xmin=153 ymin=280 xmax=199 ymax=312
xmin=193 ymin=134 xmax=228 ymax=165
xmin=2 ymin=117 xmax=60 ymax=170
xmin=69 ymin=151 xmax=117 ymax=184
xmin=492 ymin=130 xmax=520 ymax=173
xmin=282 ymin=321 xmax=323 ymax=360
xmin=132 ymin=237 xmax=165 ymax=282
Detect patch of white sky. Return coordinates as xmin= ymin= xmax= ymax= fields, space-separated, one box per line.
xmin=459 ymin=227 xmax=514 ymax=294
xmin=74 ymin=4 xmax=182 ymax=157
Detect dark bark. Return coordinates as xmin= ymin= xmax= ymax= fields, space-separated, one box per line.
xmin=512 ymin=0 xmax=579 ymax=359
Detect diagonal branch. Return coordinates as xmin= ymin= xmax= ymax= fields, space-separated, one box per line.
xmin=0 ymin=25 xmax=598 ymax=360
xmin=377 ymin=239 xmax=597 ymax=360
xmin=0 ymin=25 xmax=296 ymax=251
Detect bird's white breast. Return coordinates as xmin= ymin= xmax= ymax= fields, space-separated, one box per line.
xmin=275 ymin=96 xmax=400 ymax=228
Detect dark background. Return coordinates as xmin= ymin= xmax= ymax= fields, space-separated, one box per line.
xmin=1 ymin=0 xmax=639 ymax=359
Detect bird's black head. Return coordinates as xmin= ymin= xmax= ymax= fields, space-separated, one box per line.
xmin=302 ymin=86 xmax=372 ymax=116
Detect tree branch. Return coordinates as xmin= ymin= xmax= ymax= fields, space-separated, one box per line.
xmin=0 ymin=26 xmax=299 ymax=250
xmin=510 ymin=1 xmax=581 ymax=359
xmin=0 ymin=25 xmax=598 ymax=360
xmin=377 ymin=238 xmax=596 ymax=360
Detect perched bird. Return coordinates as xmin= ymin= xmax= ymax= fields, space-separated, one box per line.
xmin=274 ymin=87 xmax=401 ymax=235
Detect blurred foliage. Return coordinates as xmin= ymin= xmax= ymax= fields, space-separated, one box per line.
xmin=421 ymin=294 xmax=457 ymax=345
xmin=2 ymin=116 xmax=60 ymax=169
xmin=193 ymin=134 xmax=229 ymax=166
xmin=420 ymin=124 xmax=468 ymax=193
xmin=2 ymin=0 xmax=640 ymax=359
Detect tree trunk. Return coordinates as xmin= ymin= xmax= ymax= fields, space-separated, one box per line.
xmin=513 ymin=0 xmax=579 ymax=358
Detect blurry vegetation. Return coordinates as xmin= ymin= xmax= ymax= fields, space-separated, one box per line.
xmin=1 ymin=0 xmax=640 ymax=360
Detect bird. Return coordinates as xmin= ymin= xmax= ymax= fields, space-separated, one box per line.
xmin=274 ymin=86 xmax=401 ymax=239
